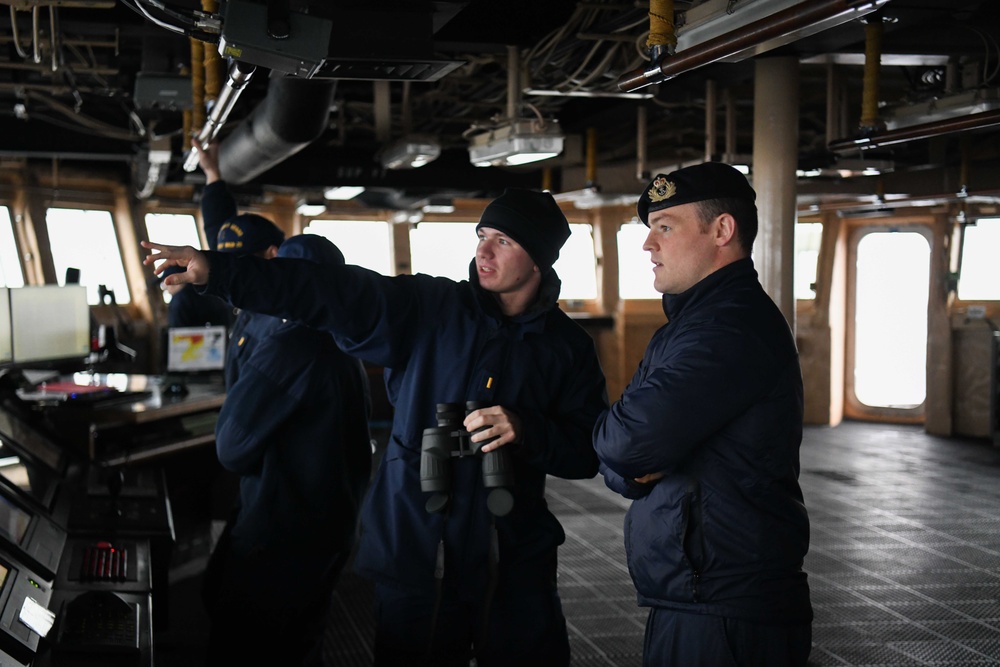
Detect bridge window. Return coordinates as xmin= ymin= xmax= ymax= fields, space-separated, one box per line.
xmin=958 ymin=217 xmax=1000 ymax=301
xmin=0 ymin=207 xmax=24 ymax=288
xmin=305 ymin=220 xmax=393 ymax=275
xmin=145 ymin=213 xmax=202 ymax=304
xmin=145 ymin=213 xmax=203 ymax=249
xmin=409 ymin=222 xmax=478 ymax=281
xmin=795 ymin=222 xmax=822 ymax=300
xmin=617 ymin=222 xmax=659 ymax=299
xmin=46 ymin=208 xmax=130 ymax=304
xmin=555 ymin=224 xmax=597 ymax=302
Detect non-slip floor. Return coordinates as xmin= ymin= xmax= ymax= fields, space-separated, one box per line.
xmin=160 ymin=421 xmax=1000 ymax=666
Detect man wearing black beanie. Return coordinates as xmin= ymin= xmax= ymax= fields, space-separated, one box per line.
xmin=144 ymin=186 xmax=609 ymax=667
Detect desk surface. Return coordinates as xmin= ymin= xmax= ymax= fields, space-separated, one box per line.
xmin=47 ymin=375 xmax=226 ymax=427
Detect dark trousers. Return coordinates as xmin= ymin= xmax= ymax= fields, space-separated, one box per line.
xmin=643 ymin=607 xmax=812 ymax=667
xmin=202 ymin=521 xmax=347 ymax=666
xmin=373 ymin=579 xmax=570 ymax=667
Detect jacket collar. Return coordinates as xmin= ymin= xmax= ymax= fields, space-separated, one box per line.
xmin=661 ymin=256 xmax=756 ymax=321
xmin=468 ymin=259 xmax=562 ymax=327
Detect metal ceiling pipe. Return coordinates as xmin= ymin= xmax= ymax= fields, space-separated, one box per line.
xmin=216 ymin=75 xmax=336 ymax=184
xmin=31 ymin=5 xmax=40 ymax=64
xmin=828 ymin=108 xmax=1000 ymax=152
xmin=507 ymin=44 xmax=520 ymax=121
xmin=704 ymin=78 xmax=716 ymax=161
xmin=9 ymin=6 xmax=29 ymax=59
xmin=618 ymin=0 xmax=886 ymax=92
xmin=724 ymin=87 xmax=736 ymax=160
xmin=636 ymin=104 xmax=648 ymax=182
xmin=182 ymin=59 xmax=256 ymax=172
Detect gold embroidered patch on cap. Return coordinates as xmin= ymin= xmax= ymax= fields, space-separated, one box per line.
xmin=648 ymin=176 xmax=676 ymax=203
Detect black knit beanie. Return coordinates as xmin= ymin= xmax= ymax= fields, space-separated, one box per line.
xmin=475 ymin=188 xmax=570 ymax=270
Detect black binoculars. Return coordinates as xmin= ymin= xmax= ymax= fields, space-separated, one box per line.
xmin=419 ymin=402 xmax=515 ymax=517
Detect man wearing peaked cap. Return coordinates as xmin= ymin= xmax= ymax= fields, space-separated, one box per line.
xmin=158 ymin=264 xmax=234 ymax=329
xmin=207 ymin=233 xmax=372 ymax=666
xmin=192 ymin=140 xmax=286 ymax=389
xmin=216 ymin=213 xmax=285 ymax=255
xmin=594 ymin=162 xmax=813 ymax=665
xmin=637 ymin=161 xmax=757 ymax=227
xmin=143 ymin=185 xmax=609 ymax=666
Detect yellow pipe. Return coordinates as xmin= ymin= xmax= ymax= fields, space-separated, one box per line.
xmin=586 ymin=127 xmax=598 ymax=186
xmin=860 ymin=15 xmax=883 ymax=132
xmin=647 ymin=0 xmax=676 ymax=56
xmin=542 ymin=167 xmax=552 ymax=193
xmin=202 ymin=0 xmax=221 ymax=107
xmin=190 ymin=40 xmax=204 ymax=133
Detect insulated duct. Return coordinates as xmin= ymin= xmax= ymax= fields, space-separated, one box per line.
xmin=217 ymin=75 xmax=336 ymax=184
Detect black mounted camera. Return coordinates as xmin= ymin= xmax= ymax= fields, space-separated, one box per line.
xmin=419 ymin=402 xmax=514 ymax=517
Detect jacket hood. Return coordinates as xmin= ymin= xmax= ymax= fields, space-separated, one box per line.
xmin=467 ymin=258 xmax=562 ymax=323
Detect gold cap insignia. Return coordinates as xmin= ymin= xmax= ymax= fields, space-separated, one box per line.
xmin=648 ymin=176 xmax=676 ymax=203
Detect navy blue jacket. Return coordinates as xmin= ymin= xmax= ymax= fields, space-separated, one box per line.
xmin=215 ymin=317 xmax=372 ymax=594
xmin=167 ymin=284 xmax=234 ymax=329
xmin=594 ymin=258 xmax=812 ymax=623
xmin=199 ymin=180 xmax=274 ymax=387
xmin=201 ymin=181 xmax=236 ymax=245
xmin=202 ymin=252 xmax=608 ymax=595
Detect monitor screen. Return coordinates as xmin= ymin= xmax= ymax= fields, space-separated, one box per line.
xmin=0 ymin=494 xmax=31 ymax=546
xmin=0 ymin=288 xmax=11 ymax=367
xmin=0 ymin=442 xmax=58 ymax=512
xmin=167 ymin=325 xmax=226 ymax=372
xmin=0 ymin=409 xmax=65 ymax=475
xmin=9 ymin=285 xmax=90 ymax=366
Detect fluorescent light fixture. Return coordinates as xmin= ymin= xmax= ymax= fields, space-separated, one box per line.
xmin=420 ymin=196 xmax=455 ymax=214
xmin=323 ymin=185 xmax=365 ymax=201
xmin=796 ymin=159 xmax=894 ymax=179
xmin=296 ymin=199 xmax=327 ymax=216
xmin=380 ymin=135 xmax=442 ymax=169
xmin=468 ymin=120 xmax=564 ymax=167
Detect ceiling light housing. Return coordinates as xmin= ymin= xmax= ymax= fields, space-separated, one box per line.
xmin=380 ymin=135 xmax=442 ymax=169
xmin=468 ymin=120 xmax=564 ymax=168
xmin=296 ymin=199 xmax=328 ymax=216
xmin=323 ymin=186 xmax=365 ymax=201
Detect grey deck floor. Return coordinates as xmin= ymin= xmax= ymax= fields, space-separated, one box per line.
xmin=162 ymin=421 xmax=1000 ymax=666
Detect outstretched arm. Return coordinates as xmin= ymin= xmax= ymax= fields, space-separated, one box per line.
xmin=142 ymin=241 xmax=211 ymax=285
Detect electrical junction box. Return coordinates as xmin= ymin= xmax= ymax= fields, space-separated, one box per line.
xmin=133 ymin=74 xmax=193 ymax=111
xmin=219 ymin=0 xmax=331 ymax=78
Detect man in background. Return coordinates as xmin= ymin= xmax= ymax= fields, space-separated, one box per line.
xmin=158 ymin=264 xmax=233 ymax=329
xmin=203 ymin=234 xmax=373 ymax=666
xmin=193 ymin=140 xmax=285 ymax=388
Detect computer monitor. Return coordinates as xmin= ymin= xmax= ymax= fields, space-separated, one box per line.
xmin=166 ymin=325 xmax=226 ymax=373
xmin=8 ymin=285 xmax=90 ymax=369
